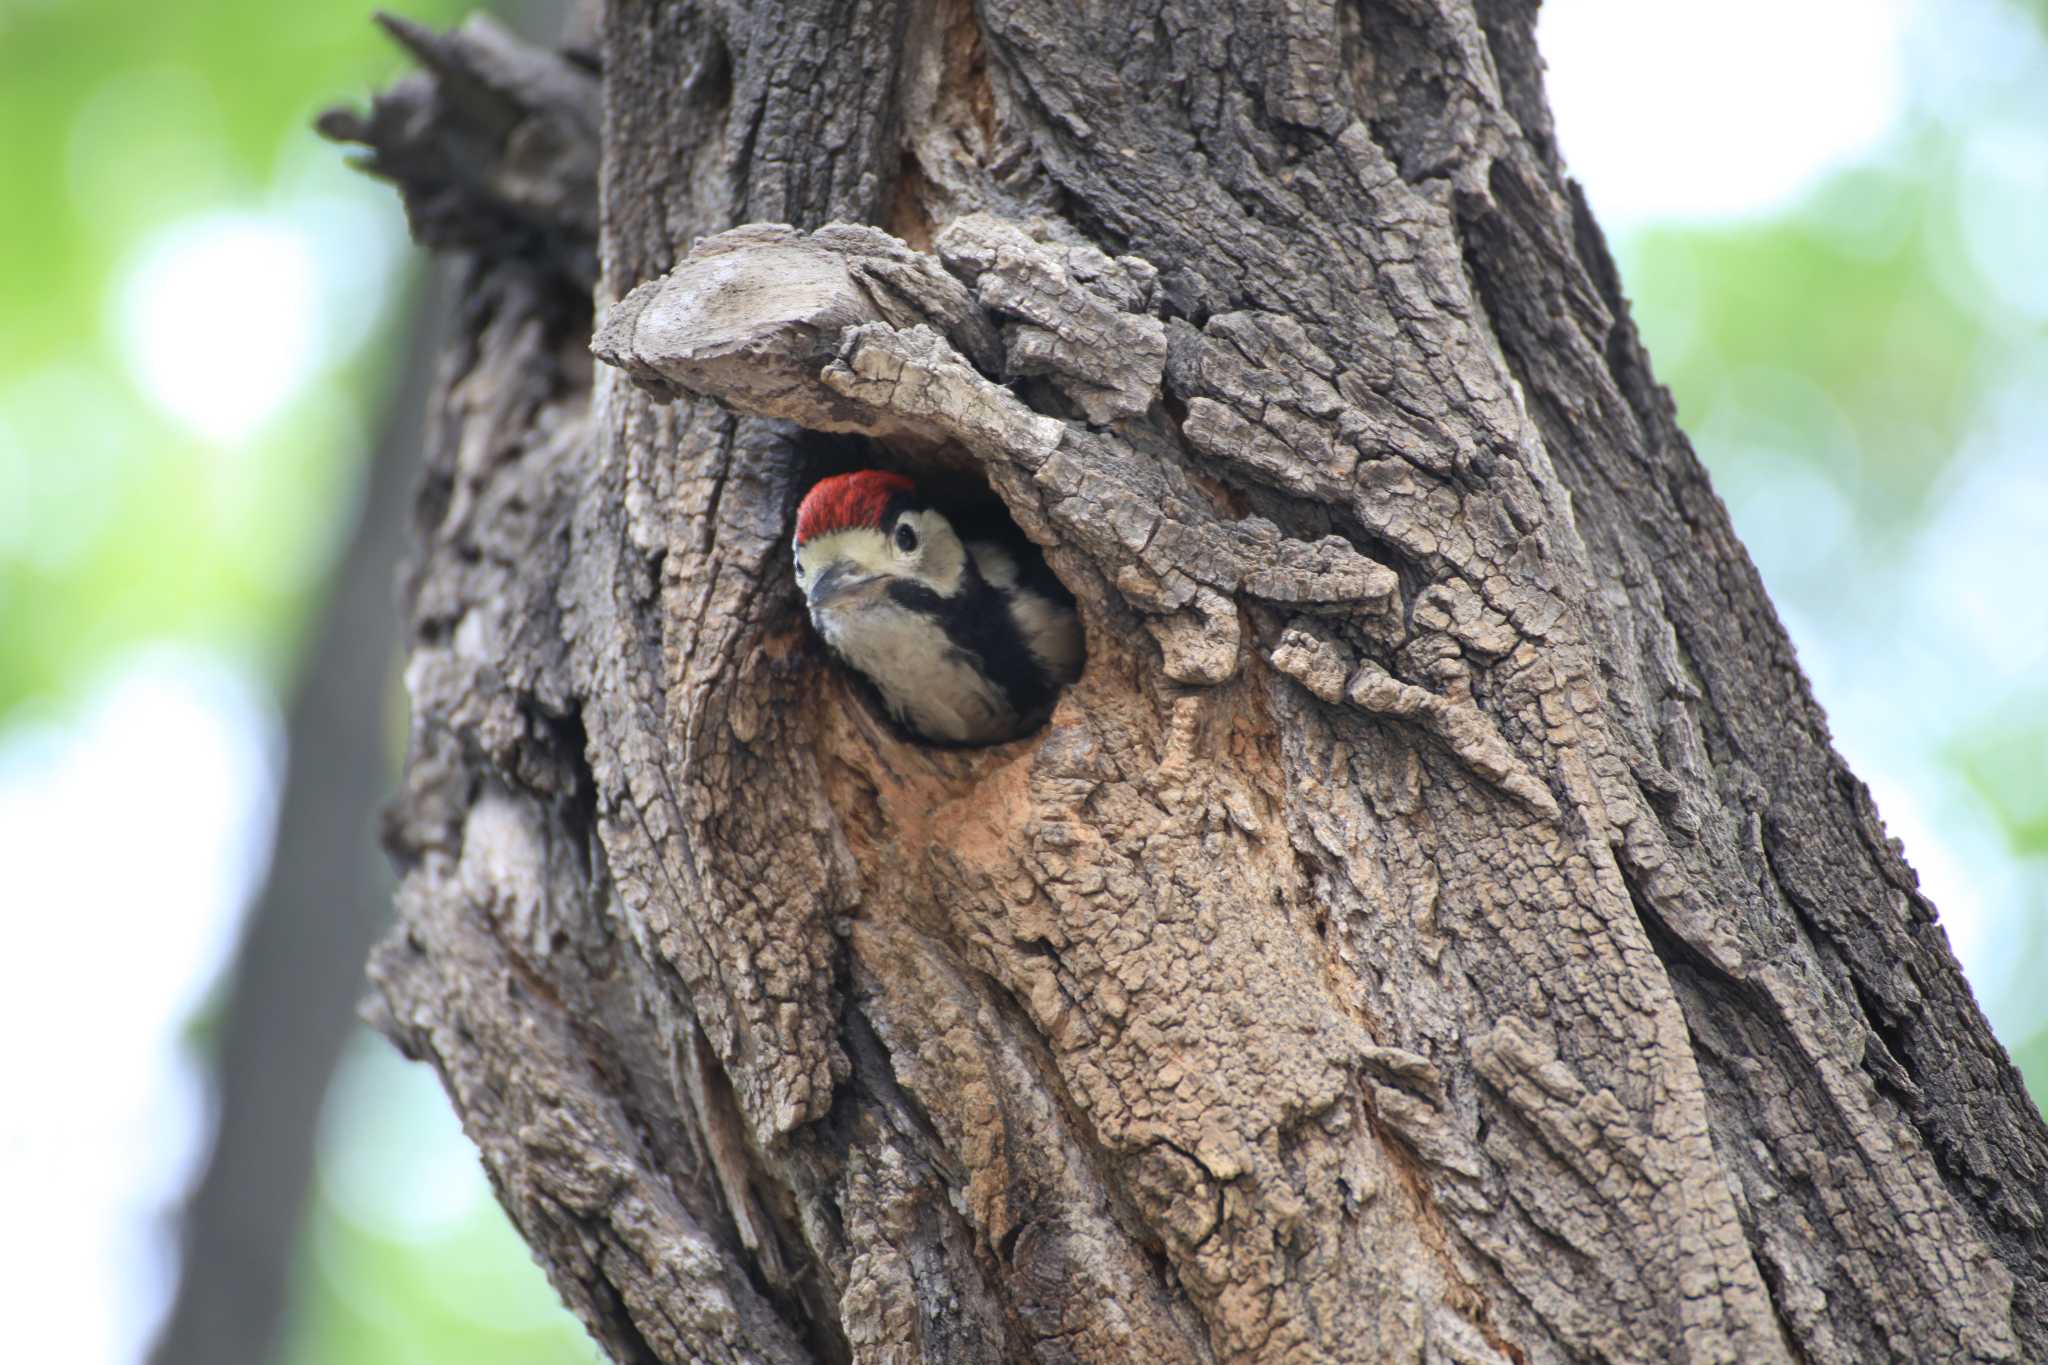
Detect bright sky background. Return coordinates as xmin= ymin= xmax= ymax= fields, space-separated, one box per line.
xmin=4 ymin=1 xmax=2040 ymax=1359
xmin=1543 ymin=0 xmax=1915 ymax=226
xmin=0 ymin=653 xmax=279 ymax=1364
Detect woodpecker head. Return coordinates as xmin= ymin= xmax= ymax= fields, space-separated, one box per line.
xmin=792 ymin=470 xmax=971 ymax=615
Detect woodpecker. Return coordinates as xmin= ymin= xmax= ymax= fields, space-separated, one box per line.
xmin=793 ymin=470 xmax=1083 ymax=746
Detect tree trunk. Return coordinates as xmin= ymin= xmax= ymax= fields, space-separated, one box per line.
xmin=326 ymin=4 xmax=2048 ymax=1362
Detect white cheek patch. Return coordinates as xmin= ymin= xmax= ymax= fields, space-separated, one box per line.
xmin=796 ymin=529 xmax=894 ymax=584
xmin=812 ymin=596 xmax=1016 ymax=744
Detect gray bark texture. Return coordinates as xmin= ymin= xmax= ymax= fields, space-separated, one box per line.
xmin=324 ymin=4 xmax=2048 ymax=1363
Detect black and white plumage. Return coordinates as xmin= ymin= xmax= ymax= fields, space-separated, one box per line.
xmin=793 ymin=470 xmax=1083 ymax=745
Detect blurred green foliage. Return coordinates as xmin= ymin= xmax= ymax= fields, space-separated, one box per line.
xmin=1626 ymin=140 xmax=2034 ymax=532
xmin=0 ymin=0 xmax=461 ymax=717
xmin=1631 ymin=167 xmax=1978 ymax=523
xmin=286 ymin=1205 xmax=601 ymax=1365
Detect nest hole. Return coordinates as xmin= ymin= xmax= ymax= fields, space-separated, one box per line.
xmin=784 ymin=432 xmax=1085 ymax=750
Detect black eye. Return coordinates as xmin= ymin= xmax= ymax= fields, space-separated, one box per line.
xmin=894 ymin=522 xmax=919 ymax=553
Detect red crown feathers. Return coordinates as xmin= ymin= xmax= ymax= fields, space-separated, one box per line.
xmin=795 ymin=470 xmax=914 ymax=545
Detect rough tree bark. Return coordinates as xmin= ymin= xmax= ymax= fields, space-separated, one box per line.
xmin=323 ymin=4 xmax=2048 ymax=1362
